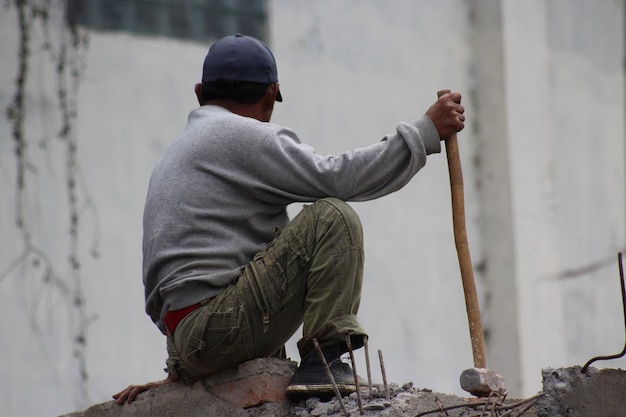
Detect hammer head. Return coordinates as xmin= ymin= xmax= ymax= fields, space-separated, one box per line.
xmin=460 ymin=367 xmax=506 ymax=397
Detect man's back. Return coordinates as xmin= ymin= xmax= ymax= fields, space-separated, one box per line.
xmin=142 ymin=105 xmax=290 ymax=330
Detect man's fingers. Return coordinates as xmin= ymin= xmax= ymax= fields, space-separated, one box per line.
xmin=447 ymin=97 xmax=465 ymax=132
xmin=127 ymin=387 xmax=141 ymax=403
xmin=439 ymin=91 xmax=462 ymax=104
xmin=113 ymin=385 xmax=141 ymax=405
xmin=425 ymin=93 xmax=466 ymax=140
xmin=113 ymin=388 xmax=129 ymax=405
xmin=113 ymin=377 xmax=174 ymax=406
xmin=112 ymin=389 xmax=124 ymax=400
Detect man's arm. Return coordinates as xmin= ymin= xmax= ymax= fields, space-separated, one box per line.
xmin=113 ymin=373 xmax=179 ymax=405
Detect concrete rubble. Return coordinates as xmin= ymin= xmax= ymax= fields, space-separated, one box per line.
xmin=60 ymin=358 xmax=297 ymax=417
xmin=60 ymin=359 xmax=626 ymax=417
xmin=536 ymin=366 xmax=626 ymax=417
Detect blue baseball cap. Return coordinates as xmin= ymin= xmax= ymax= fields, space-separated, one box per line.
xmin=202 ymin=34 xmax=283 ymax=102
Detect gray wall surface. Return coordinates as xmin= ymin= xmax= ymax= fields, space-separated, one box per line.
xmin=0 ymin=1 xmax=624 ymax=416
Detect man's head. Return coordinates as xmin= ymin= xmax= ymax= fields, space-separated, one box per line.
xmin=195 ymin=34 xmax=282 ymax=120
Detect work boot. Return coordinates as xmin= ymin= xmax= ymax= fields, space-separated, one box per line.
xmin=286 ymin=347 xmax=364 ymax=401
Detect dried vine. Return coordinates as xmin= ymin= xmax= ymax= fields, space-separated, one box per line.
xmin=3 ymin=0 xmax=96 ymax=408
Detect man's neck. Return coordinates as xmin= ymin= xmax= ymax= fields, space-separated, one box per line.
xmin=207 ymin=99 xmax=266 ymax=122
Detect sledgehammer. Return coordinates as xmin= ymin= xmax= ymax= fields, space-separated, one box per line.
xmin=437 ymin=90 xmax=506 ymax=397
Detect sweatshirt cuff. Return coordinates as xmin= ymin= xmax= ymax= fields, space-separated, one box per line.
xmin=415 ymin=115 xmax=441 ymax=155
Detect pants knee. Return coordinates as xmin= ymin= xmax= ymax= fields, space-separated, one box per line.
xmin=315 ymin=198 xmax=363 ymax=245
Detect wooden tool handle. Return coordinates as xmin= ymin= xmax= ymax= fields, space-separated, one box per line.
xmin=437 ymin=90 xmax=486 ymax=369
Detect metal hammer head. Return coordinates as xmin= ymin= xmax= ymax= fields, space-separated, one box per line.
xmin=460 ymin=367 xmax=506 ymax=397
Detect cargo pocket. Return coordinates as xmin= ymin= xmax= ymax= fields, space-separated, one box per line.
xmin=249 ymin=228 xmax=309 ymax=320
xmin=177 ymin=296 xmax=249 ymax=374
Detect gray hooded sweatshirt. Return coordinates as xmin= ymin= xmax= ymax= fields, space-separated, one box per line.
xmin=143 ymin=105 xmax=440 ymax=332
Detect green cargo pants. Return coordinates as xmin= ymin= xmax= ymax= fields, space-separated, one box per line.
xmin=166 ymin=198 xmax=368 ymax=381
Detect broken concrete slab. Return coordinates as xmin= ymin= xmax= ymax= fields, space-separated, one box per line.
xmin=537 ymin=366 xmax=626 ymax=417
xmin=60 ymin=357 xmax=297 ymax=417
xmin=83 ymin=359 xmax=626 ymax=417
xmin=64 ymin=374 xmax=537 ymax=417
xmin=58 ymin=363 xmax=626 ymax=417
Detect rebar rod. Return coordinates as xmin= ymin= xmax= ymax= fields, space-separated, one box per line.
xmin=582 ymin=252 xmax=626 ymax=373
xmin=378 ymin=349 xmax=390 ymax=401
xmin=363 ymin=336 xmax=373 ymax=400
xmin=313 ymin=338 xmax=349 ymax=417
xmin=346 ymin=335 xmax=364 ymax=415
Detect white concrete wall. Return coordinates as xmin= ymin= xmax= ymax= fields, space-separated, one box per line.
xmin=0 ymin=9 xmax=205 ymax=415
xmin=500 ymin=0 xmax=626 ymax=395
xmin=0 ymin=1 xmax=624 ymax=416
xmin=448 ymin=0 xmax=626 ymax=397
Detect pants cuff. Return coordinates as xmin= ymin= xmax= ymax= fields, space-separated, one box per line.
xmin=297 ymin=314 xmax=367 ymax=358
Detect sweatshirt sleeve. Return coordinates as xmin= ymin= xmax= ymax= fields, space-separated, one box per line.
xmin=247 ymin=115 xmax=441 ymax=204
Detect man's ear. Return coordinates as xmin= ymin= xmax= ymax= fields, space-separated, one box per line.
xmin=262 ymin=84 xmax=278 ymax=110
xmin=194 ymin=83 xmax=204 ymax=105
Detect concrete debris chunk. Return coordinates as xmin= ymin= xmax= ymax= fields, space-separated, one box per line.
xmin=537 ymin=366 xmax=626 ymax=417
